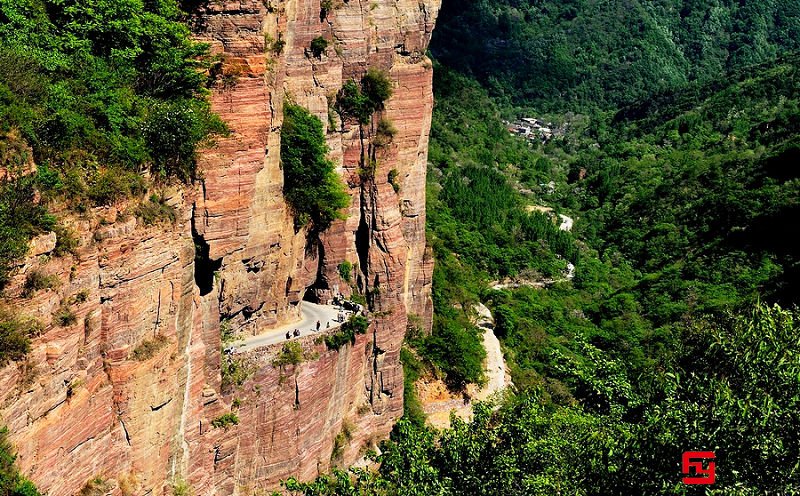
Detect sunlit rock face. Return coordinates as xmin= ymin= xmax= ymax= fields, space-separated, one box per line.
xmin=0 ymin=0 xmax=438 ymax=494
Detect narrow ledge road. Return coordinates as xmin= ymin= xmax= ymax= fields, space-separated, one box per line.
xmin=232 ymin=301 xmax=350 ymax=352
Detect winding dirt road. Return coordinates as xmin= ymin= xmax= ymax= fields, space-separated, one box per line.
xmin=422 ymin=303 xmax=512 ymax=429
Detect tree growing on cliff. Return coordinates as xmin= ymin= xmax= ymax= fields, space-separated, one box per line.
xmin=281 ymin=102 xmax=349 ymax=231
xmin=0 ymin=427 xmax=41 ymax=496
xmin=334 ymin=69 xmax=393 ymax=125
xmin=309 ymin=36 xmax=328 ymax=59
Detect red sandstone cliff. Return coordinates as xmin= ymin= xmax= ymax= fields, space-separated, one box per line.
xmin=0 ymin=0 xmax=439 ymax=494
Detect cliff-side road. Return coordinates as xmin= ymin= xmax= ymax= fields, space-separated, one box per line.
xmin=234 ymin=302 xmax=347 ymax=352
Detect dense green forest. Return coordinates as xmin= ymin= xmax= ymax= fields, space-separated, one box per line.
xmin=292 ymin=61 xmax=800 ymax=494
xmin=432 ymin=0 xmax=800 ymax=111
xmin=418 ymin=56 xmax=796 ymax=494
xmin=286 ymin=303 xmax=800 ymax=495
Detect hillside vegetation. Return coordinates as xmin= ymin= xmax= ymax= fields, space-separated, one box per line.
xmin=432 ymin=0 xmax=800 ymax=111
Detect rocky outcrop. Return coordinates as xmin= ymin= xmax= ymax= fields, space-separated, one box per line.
xmin=0 ymin=0 xmax=439 ymax=494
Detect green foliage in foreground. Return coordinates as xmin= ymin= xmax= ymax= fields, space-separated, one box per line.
xmin=284 ymin=304 xmax=800 ymax=495
xmin=281 ymin=102 xmax=350 ymax=231
xmin=0 ymin=427 xmax=41 ymax=495
xmin=0 ymin=0 xmax=225 ymax=177
xmin=323 ymin=315 xmax=368 ymax=350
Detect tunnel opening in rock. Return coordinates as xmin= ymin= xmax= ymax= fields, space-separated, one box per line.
xmin=192 ymin=217 xmax=222 ymax=296
xmin=303 ymin=289 xmax=320 ymax=304
xmin=303 ymin=236 xmax=329 ymax=303
xmin=355 ymin=199 xmax=370 ymax=296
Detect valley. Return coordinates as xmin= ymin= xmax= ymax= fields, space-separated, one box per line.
xmin=1 ymin=0 xmax=799 ymax=495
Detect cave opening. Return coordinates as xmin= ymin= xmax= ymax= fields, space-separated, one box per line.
xmin=355 ymin=201 xmax=370 ymax=295
xmin=302 ymin=236 xmax=328 ymax=303
xmin=192 ymin=217 xmax=222 ymax=296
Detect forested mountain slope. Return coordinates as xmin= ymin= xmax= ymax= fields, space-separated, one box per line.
xmin=432 ymin=0 xmax=800 ymax=110
xmin=289 ymin=49 xmax=800 ymax=496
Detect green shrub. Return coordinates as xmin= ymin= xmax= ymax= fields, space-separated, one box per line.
xmin=22 ymin=269 xmax=59 ymax=297
xmin=281 ymin=102 xmax=350 ymax=231
xmin=0 ymin=161 xmax=55 ymax=287
xmin=374 ymin=117 xmax=397 ymax=148
xmin=400 ymin=346 xmax=427 ymax=427
xmin=357 ymin=158 xmax=378 ymax=181
xmin=335 ymin=70 xmax=393 ymax=125
xmin=211 ymin=412 xmax=239 ymax=429
xmin=131 ymin=334 xmax=169 ymax=361
xmin=87 ymin=167 xmax=146 ymax=206
xmin=52 ymin=223 xmax=78 ymax=256
xmin=142 ymin=99 xmax=227 ymax=182
xmin=220 ymin=318 xmax=234 ymax=343
xmin=172 ymin=480 xmax=192 ymax=496
xmin=335 ymin=81 xmax=372 ymax=125
xmin=271 ymin=35 xmax=286 ymax=55
xmin=221 ymin=356 xmax=253 ymax=390
xmin=273 ymin=341 xmax=306 ymax=367
xmin=324 ymin=315 xmax=369 ymax=350
xmin=338 ymin=261 xmax=353 ymax=283
xmin=133 ymin=195 xmax=176 ymax=226
xmin=63 ymin=288 xmax=90 ymax=306
xmin=310 ymin=36 xmax=328 ymax=59
xmin=388 ymin=168 xmax=400 ymax=193
xmin=53 ymin=305 xmax=77 ymax=327
xmin=361 ymin=69 xmax=392 ymax=110
xmin=320 ymin=0 xmax=341 ymax=17
xmin=0 ymin=426 xmax=42 ymax=495
xmin=330 ymin=420 xmax=354 ymax=463
xmin=0 ymin=309 xmax=41 ymax=366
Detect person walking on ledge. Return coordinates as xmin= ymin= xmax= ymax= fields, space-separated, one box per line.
xmin=316 ymin=320 xmax=321 ymax=331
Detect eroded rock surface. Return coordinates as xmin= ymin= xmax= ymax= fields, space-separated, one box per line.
xmin=0 ymin=0 xmax=439 ymax=493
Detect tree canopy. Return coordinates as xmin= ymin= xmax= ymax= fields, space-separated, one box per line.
xmin=281 ymin=102 xmax=350 ymax=231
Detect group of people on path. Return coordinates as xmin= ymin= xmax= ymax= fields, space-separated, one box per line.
xmin=283 ymin=295 xmax=365 ymax=341
xmin=283 ymin=318 xmax=332 ymax=341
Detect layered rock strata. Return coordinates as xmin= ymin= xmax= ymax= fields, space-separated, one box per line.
xmin=0 ymin=0 xmax=439 ymax=494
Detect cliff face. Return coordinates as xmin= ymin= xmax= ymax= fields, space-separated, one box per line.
xmin=0 ymin=0 xmax=439 ymax=494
